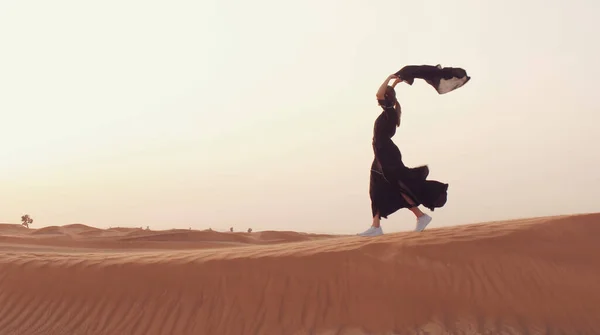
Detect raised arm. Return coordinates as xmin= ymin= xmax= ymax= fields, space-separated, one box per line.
xmin=376 ymin=75 xmax=403 ymax=100
xmin=376 ymin=74 xmax=400 ymax=100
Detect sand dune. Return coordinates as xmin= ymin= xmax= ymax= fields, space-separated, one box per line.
xmin=29 ymin=225 xmax=67 ymax=236
xmin=1 ymin=213 xmax=599 ymax=334
xmin=0 ymin=225 xmax=335 ymax=252
xmin=0 ymin=223 xmax=29 ymax=234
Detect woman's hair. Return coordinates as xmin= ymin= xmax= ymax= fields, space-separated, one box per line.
xmin=384 ymin=86 xmax=401 ymax=127
xmin=384 ymin=85 xmax=396 ymax=103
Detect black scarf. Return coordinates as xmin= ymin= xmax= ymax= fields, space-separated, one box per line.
xmin=394 ymin=64 xmax=471 ymax=94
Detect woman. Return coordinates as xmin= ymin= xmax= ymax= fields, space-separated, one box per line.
xmin=358 ymin=74 xmax=449 ymax=237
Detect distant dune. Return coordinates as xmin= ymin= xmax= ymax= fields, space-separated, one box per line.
xmin=1 ymin=213 xmax=599 ymax=334
xmin=29 ymin=225 xmax=66 ymax=236
xmin=0 ymin=223 xmax=29 ymax=234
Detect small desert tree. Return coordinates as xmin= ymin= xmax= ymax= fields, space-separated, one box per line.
xmin=21 ymin=214 xmax=33 ymax=229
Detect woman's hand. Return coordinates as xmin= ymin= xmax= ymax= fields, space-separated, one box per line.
xmin=391 ymin=77 xmax=402 ymax=88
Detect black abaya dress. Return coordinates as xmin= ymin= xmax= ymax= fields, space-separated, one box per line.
xmin=369 ymin=98 xmax=448 ymax=219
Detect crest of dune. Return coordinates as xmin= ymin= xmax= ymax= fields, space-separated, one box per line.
xmin=0 ymin=213 xmax=599 ymax=334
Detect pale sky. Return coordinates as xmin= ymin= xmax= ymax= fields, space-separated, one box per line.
xmin=1 ymin=0 xmax=599 ymax=234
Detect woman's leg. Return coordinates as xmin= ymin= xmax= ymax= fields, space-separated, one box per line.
xmin=372 ymin=212 xmax=381 ymax=228
xmin=399 ymin=193 xmax=432 ymax=232
xmin=363 ymin=170 xmax=383 ymax=234
xmin=400 ymin=193 xmax=425 ymax=218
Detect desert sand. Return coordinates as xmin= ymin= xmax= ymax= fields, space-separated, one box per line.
xmin=1 ymin=213 xmax=599 ymax=335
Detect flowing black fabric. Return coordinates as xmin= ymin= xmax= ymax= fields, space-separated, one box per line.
xmin=369 ymin=98 xmax=448 ymax=219
xmin=395 ymin=64 xmax=471 ymax=94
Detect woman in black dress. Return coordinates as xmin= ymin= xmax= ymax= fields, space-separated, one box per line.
xmin=358 ymin=74 xmax=449 ymax=236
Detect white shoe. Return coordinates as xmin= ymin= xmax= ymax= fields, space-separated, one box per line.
xmin=358 ymin=226 xmax=383 ymax=237
xmin=415 ymin=214 xmax=432 ymax=232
